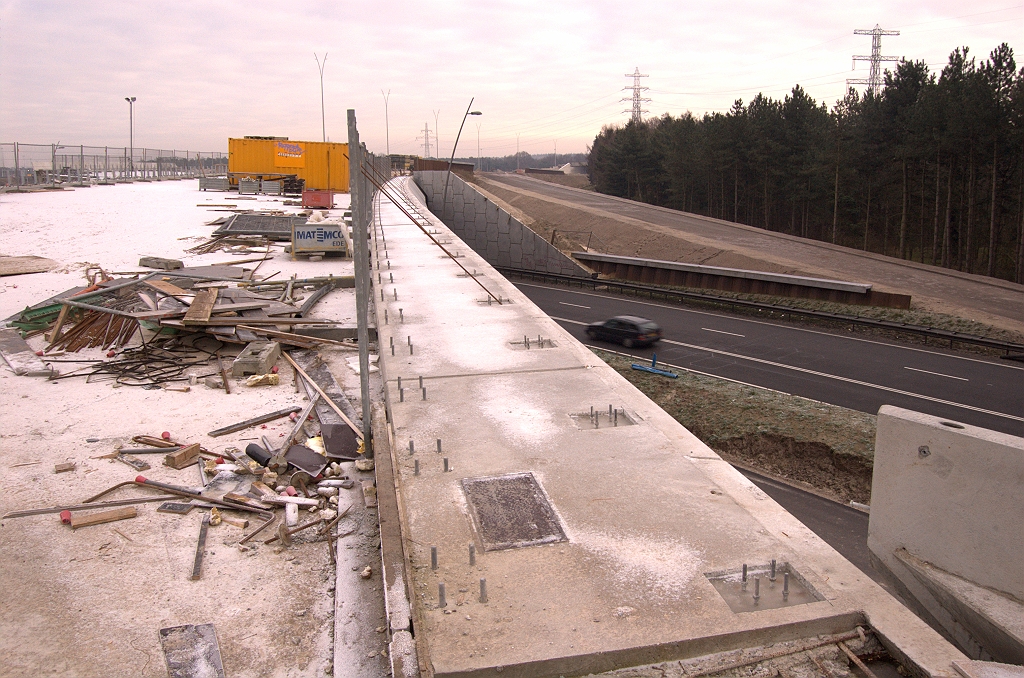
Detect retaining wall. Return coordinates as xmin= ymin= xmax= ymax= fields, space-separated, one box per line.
xmin=412 ymin=170 xmax=588 ymax=277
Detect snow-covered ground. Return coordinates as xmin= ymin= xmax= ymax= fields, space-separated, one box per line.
xmin=0 ymin=180 xmax=389 ymax=677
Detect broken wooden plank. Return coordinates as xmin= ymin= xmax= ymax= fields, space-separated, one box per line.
xmin=158 ymin=624 xmax=225 ymax=678
xmin=68 ymin=506 xmax=137 ymax=529
xmin=164 ymin=444 xmax=201 ymax=470
xmin=183 ymin=288 xmax=219 ymax=325
xmin=0 ymin=328 xmax=56 ymax=377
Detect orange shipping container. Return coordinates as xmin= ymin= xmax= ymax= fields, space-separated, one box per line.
xmin=227 ymin=138 xmax=350 ymax=192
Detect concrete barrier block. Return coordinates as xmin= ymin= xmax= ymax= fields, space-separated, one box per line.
xmin=509 ymin=244 xmax=523 ymax=266
xmin=498 ymin=215 xmax=511 ymax=235
xmin=869 ymin=406 xmax=1024 ymax=599
xmin=522 ymin=235 xmax=535 ymax=254
xmin=497 ymin=232 xmax=511 ymax=253
xmin=486 ymin=242 xmax=499 ymax=260
xmin=509 ymin=224 xmax=523 ymax=244
xmin=486 ymin=220 xmax=498 ymax=243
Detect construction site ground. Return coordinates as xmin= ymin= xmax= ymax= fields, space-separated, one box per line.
xmin=0 ymin=182 xmax=388 ymax=677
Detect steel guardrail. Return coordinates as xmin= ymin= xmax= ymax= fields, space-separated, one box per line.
xmin=496 ymin=267 xmax=1024 ymax=358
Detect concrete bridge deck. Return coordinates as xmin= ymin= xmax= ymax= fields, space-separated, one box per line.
xmin=372 ymin=177 xmax=965 ymax=677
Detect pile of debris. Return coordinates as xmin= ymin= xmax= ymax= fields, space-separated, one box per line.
xmin=3 ymin=412 xmax=377 ymax=579
xmin=1 ymin=257 xmax=357 ymax=379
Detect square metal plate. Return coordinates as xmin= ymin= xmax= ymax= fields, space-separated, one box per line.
xmin=461 ymin=472 xmax=567 ymax=551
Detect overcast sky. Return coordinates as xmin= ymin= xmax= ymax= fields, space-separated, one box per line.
xmin=0 ymin=1 xmax=1020 ymax=158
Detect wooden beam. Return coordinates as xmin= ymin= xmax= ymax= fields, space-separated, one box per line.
xmin=69 ymin=507 xmax=137 ymax=529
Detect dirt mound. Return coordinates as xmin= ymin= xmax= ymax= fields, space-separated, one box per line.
xmin=710 ymin=433 xmax=873 ymax=504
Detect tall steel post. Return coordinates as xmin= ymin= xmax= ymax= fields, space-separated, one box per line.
xmin=315 ymin=54 xmax=328 ymax=142
xmin=125 ymin=97 xmax=135 ymax=178
xmin=348 ymin=109 xmax=373 ymax=454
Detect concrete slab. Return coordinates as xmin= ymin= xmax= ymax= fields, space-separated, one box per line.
xmin=371 ymin=178 xmax=967 ymax=677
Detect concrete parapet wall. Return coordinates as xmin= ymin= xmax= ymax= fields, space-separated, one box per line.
xmin=868 ymin=406 xmax=1024 ymax=661
xmin=575 ymin=251 xmax=912 ymax=309
xmin=413 ymin=170 xmax=589 ymax=278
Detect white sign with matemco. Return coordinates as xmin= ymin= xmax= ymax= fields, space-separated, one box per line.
xmin=292 ymin=224 xmax=347 ymax=254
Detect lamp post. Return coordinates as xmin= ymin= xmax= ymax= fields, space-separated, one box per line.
xmin=125 ymin=97 xmax=135 ymax=178
xmin=475 ymin=121 xmax=482 ymax=172
xmin=441 ymin=98 xmax=481 ymax=217
xmin=314 ymin=53 xmax=328 ymax=142
xmin=381 ymin=89 xmax=391 ymax=156
xmin=432 ymin=109 xmax=441 ymax=159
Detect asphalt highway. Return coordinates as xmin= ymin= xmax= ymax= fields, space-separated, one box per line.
xmin=485 ymin=173 xmax=1024 ymax=334
xmin=517 ymin=282 xmax=1024 ymax=437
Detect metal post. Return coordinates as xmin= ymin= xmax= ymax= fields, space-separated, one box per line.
xmin=13 ymin=142 xmax=19 ymax=188
xmin=348 ymin=110 xmax=373 ymax=455
xmin=125 ymin=97 xmax=135 ymax=179
xmin=315 ymin=54 xmax=328 ymax=143
xmin=441 ymin=98 xmax=481 ymax=221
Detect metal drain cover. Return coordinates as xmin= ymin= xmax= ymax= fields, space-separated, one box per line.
xmin=461 ymin=472 xmax=567 ymax=551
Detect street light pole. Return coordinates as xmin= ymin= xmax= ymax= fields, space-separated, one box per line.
xmin=432 ymin=109 xmax=441 ymax=159
xmin=381 ymin=89 xmax=391 ymax=156
xmin=441 ymin=98 xmax=481 ymax=218
xmin=314 ymin=53 xmax=328 ymax=142
xmin=475 ymin=121 xmax=481 ymax=172
xmin=125 ymin=97 xmax=135 ymax=178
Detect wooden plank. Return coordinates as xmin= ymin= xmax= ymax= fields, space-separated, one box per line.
xmin=131 ymin=302 xmax=269 ymax=320
xmin=207 ymin=406 xmax=301 ymax=437
xmin=190 ymin=514 xmax=210 ymax=580
xmin=236 ymin=325 xmax=349 ymax=347
xmin=144 ymin=280 xmax=191 ymax=297
xmin=164 ymin=444 xmax=201 ymax=469
xmin=183 ymin=288 xmax=219 ymax=325
xmin=0 ymin=255 xmax=58 ymax=277
xmin=160 ymin=317 xmax=334 ymax=327
xmin=69 ymin=506 xmax=137 ymax=529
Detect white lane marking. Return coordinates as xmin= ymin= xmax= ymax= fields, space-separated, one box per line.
xmin=518 ymin=282 xmax=1024 ymax=371
xmin=558 ymin=301 xmax=591 ymax=309
xmin=585 ymin=344 xmax=792 ymax=396
xmin=702 ymin=327 xmax=745 ymax=337
xmin=555 ymin=315 xmax=1020 ymax=421
xmin=553 ymin=317 xmax=587 ymax=325
xmin=904 ymin=366 xmax=969 ymax=381
xmin=655 ymin=338 xmax=1022 ymax=423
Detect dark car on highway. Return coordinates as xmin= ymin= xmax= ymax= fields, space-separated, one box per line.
xmin=585 ymin=315 xmax=662 ymax=348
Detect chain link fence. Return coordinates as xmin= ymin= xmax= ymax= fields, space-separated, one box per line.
xmin=0 ymin=143 xmax=227 ymax=189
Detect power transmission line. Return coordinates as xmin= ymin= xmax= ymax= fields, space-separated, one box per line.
xmin=621 ymin=67 xmax=650 ymax=123
xmin=848 ymin=25 xmax=901 ymax=96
